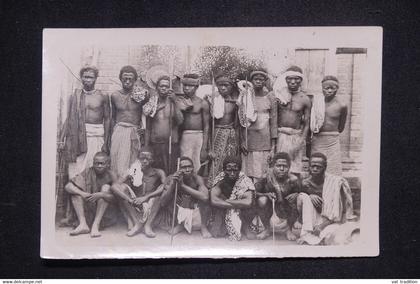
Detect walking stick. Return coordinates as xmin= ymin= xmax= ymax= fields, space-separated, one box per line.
xmin=272 ymin=198 xmax=276 ymax=244
xmin=170 ymin=158 xmax=181 ymax=246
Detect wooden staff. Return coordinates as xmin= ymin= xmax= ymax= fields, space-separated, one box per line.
xmin=168 ymin=55 xmax=175 ymax=173
xmin=211 ymin=71 xmax=216 ymax=182
xmin=272 ymin=198 xmax=276 ymax=244
xmin=244 ymin=75 xmax=249 ymax=173
xmin=170 ymin=158 xmax=181 ymax=246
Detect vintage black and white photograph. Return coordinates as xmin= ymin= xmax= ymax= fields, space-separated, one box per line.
xmin=41 ymin=27 xmax=382 ymax=258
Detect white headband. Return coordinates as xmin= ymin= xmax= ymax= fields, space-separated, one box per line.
xmin=284 ymin=70 xmax=304 ymax=79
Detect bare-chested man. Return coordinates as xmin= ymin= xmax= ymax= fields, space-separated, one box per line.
xmin=160 ymin=156 xmax=212 ymax=238
xmin=179 ymin=73 xmax=210 ymax=172
xmin=208 ymin=156 xmax=256 ymax=241
xmin=290 ymin=153 xmax=358 ymax=245
xmin=310 ymin=76 xmax=347 ymax=175
xmin=146 ymin=75 xmax=184 ymax=175
xmin=240 ymin=70 xmax=277 ymax=181
xmin=111 ymin=147 xmax=166 ymax=238
xmin=276 ymin=66 xmax=311 ymax=176
xmin=64 ymin=152 xmax=117 ymax=237
xmin=254 ymin=152 xmax=300 ymax=241
xmin=206 ymin=74 xmax=240 ymax=188
xmin=110 ymin=65 xmax=149 ymax=177
xmin=59 ymin=66 xmax=110 ymax=179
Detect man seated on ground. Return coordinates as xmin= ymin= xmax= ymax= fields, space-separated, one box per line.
xmin=209 ymin=155 xmax=256 ymax=241
xmin=254 ymin=152 xmax=300 ymax=241
xmin=292 ymin=152 xmax=358 ymax=245
xmin=111 ymin=147 xmax=166 ymax=238
xmin=64 ymin=151 xmax=117 ymax=238
xmin=160 ymin=156 xmax=212 ymax=238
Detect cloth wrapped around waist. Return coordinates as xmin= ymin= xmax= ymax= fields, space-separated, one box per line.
xmin=85 ymin=123 xmax=105 ymax=137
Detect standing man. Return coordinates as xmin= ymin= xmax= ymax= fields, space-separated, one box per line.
xmin=179 ymin=73 xmax=210 ymax=173
xmin=276 ymin=66 xmax=312 ymax=176
xmin=110 ymin=65 xmax=148 ymax=177
xmin=146 ymin=75 xmax=184 ymax=174
xmin=310 ymin=76 xmax=347 ymax=175
xmin=206 ymin=74 xmax=240 ymax=187
xmin=209 ymin=156 xmax=256 ymax=241
xmin=59 ymin=66 xmax=110 ymax=179
xmin=240 ymin=70 xmax=277 ymax=181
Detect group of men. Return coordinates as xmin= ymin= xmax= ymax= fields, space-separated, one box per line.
xmin=58 ymin=64 xmax=358 ymax=245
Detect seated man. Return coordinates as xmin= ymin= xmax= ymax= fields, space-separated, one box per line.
xmin=292 ymin=152 xmax=358 ymax=245
xmin=160 ymin=156 xmax=212 ymax=238
xmin=111 ymin=147 xmax=166 ymax=237
xmin=64 ymin=151 xmax=117 ymax=238
xmin=254 ymin=152 xmax=300 ymax=241
xmin=209 ymin=155 xmax=255 ymax=241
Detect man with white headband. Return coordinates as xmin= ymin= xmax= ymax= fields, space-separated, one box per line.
xmin=276 ymin=66 xmax=311 ymax=176
xmin=310 ymin=75 xmax=347 ymax=175
xmin=179 ymin=73 xmax=210 ymax=172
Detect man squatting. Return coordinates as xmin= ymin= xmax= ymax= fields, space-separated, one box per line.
xmin=58 ymin=65 xmax=357 ymax=245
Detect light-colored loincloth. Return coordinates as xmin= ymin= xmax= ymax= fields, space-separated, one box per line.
xmin=110 ymin=122 xmax=141 ymax=177
xmin=277 ymin=127 xmax=305 ymax=174
xmin=311 ymin=132 xmax=342 ymax=175
xmin=68 ymin=123 xmax=104 ymax=179
xmin=242 ymin=150 xmax=270 ymax=179
xmin=176 ymin=204 xmax=202 ymax=234
xmin=180 ymin=130 xmax=203 ymax=172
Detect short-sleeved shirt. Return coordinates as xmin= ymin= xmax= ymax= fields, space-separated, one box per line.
xmin=71 ymin=167 xmax=113 ymax=193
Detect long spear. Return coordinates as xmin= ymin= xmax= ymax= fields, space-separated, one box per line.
xmin=168 ymin=55 xmax=175 ymax=174
xmin=170 ymin=158 xmax=181 ymax=246
xmin=244 ymin=75 xmax=249 ymax=173
xmin=211 ymin=71 xmax=216 ymax=183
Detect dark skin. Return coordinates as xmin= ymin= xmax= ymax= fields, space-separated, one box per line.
xmin=210 ymin=163 xmax=253 ymax=209
xmin=256 ymin=158 xmax=300 ymax=240
xmin=241 ymin=74 xmax=276 ymax=157
xmin=161 ymin=159 xmax=211 ymax=237
xmin=59 ymin=70 xmax=111 ymax=153
xmin=304 ymin=157 xmax=334 ymax=236
xmin=146 ymin=79 xmax=183 ymax=145
xmin=181 ymin=84 xmax=210 ymax=161
xmin=277 ymin=76 xmax=311 ymax=147
xmin=319 ymin=82 xmax=348 ymax=133
xmin=110 ymin=151 xmax=166 ymax=237
xmin=207 ymin=81 xmax=239 ymax=159
xmin=110 ymin=72 xmax=148 ymax=129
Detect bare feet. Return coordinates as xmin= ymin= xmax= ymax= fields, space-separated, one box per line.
xmin=200 ymin=226 xmax=212 ymax=238
xmin=69 ymin=224 xmax=90 ymax=236
xmin=256 ymin=228 xmax=271 ymax=240
xmin=126 ymin=223 xmax=143 ymax=237
xmin=90 ymin=227 xmax=102 ymax=238
xmin=127 ymin=219 xmax=134 ymax=231
xmin=286 ymin=229 xmax=297 ymax=241
xmin=293 ymin=221 xmax=302 ymax=230
xmin=144 ymin=225 xmax=156 ymax=238
xmin=244 ymin=227 xmax=257 ymax=240
xmin=169 ymin=224 xmax=183 ymax=235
